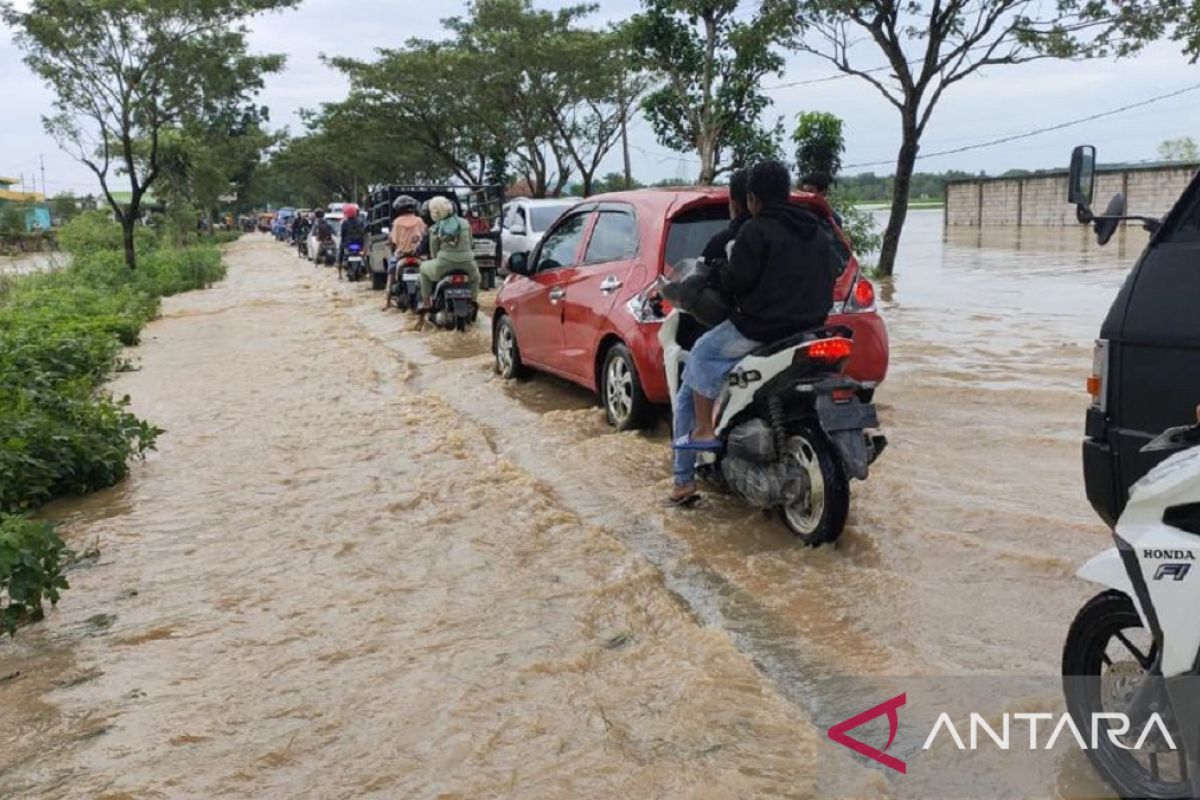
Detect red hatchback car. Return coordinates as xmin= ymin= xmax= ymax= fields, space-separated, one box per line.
xmin=492 ymin=187 xmax=889 ymax=429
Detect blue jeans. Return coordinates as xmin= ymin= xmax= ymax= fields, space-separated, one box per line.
xmin=672 ymin=320 xmax=760 ymax=486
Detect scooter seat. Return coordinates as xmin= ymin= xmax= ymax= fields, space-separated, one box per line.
xmin=748 ymin=325 xmax=854 ymax=358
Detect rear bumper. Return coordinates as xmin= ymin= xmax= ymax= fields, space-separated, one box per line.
xmin=627 ymin=322 xmax=670 ymax=404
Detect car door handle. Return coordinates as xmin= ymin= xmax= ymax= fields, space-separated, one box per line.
xmin=549 ymin=287 xmax=566 ymax=303
xmin=600 ymin=275 xmax=622 ymax=294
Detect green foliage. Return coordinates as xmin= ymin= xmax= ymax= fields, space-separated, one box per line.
xmin=0 ymin=204 xmax=27 ymax=235
xmin=0 ymin=235 xmax=224 ymax=515
xmin=628 ymin=0 xmax=798 ymax=184
xmin=833 ymin=198 xmax=882 ymax=259
xmin=1158 ymin=136 xmax=1199 ymax=162
xmin=59 ymin=210 xmax=157 ymax=256
xmin=2 ymin=0 xmax=293 ymax=267
xmin=0 ymin=515 xmax=69 ymax=635
xmin=793 ymin=111 xmax=844 ymax=179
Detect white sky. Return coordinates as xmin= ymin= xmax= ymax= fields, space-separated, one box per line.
xmin=2 ymin=0 xmax=1198 ymax=196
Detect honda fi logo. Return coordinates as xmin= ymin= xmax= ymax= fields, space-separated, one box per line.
xmin=827 ymin=692 xmax=907 ymax=774
xmin=1155 ymin=563 xmax=1192 ymax=581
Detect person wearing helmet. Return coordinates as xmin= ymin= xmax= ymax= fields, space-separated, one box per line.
xmin=337 ymin=203 xmax=366 ymax=280
xmin=415 ymin=195 xmax=480 ymax=326
xmin=382 ymin=195 xmax=426 ymax=311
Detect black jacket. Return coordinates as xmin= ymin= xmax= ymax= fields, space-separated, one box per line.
xmin=719 ymin=203 xmax=837 ymax=343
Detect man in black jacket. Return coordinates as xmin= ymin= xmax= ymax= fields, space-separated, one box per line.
xmin=671 ymin=160 xmax=838 ymax=504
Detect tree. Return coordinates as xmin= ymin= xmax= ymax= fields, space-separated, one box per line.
xmin=2 ymin=0 xmax=294 ymax=268
xmin=794 ymin=1 xmax=1151 ymax=276
xmin=1158 ymin=136 xmax=1199 ymax=162
xmin=629 ymin=0 xmax=798 ymax=185
xmin=792 ymin=111 xmax=844 ymax=179
xmin=792 ymin=111 xmax=879 ymax=257
xmin=47 ymin=192 xmax=82 ymax=223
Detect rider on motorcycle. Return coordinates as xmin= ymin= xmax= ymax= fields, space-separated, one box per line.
xmin=338 ymin=204 xmax=366 ymax=280
xmin=416 ymin=196 xmax=481 ymax=317
xmin=382 ymin=195 xmax=426 ymax=311
xmin=669 ymin=160 xmax=839 ymax=504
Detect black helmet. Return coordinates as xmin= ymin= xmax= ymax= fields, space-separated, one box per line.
xmin=418 ymin=200 xmax=433 ymax=225
xmin=392 ymin=194 xmax=418 ymax=214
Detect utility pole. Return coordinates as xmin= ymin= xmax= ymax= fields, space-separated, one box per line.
xmin=618 ymin=75 xmax=632 ymax=190
xmin=40 ymin=154 xmax=46 ymax=197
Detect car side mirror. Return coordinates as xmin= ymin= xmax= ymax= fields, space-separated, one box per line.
xmin=1068 ymin=145 xmax=1097 ymax=215
xmin=508 ymin=251 xmax=531 ymax=276
xmin=509 ymin=221 xmax=526 ymax=236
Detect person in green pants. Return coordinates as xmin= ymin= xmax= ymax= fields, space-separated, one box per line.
xmin=418 ymin=196 xmax=481 ymax=313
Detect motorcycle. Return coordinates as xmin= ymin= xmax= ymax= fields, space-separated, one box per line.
xmin=343 ymin=240 xmax=366 ymax=282
xmin=315 ymin=238 xmax=336 ymax=267
xmin=1064 ymin=421 xmax=1200 ymax=799
xmin=427 ymin=270 xmax=477 ymax=332
xmin=296 ymin=230 xmax=309 ymax=259
xmin=389 ymin=255 xmax=423 ymax=311
xmin=659 ymin=259 xmax=886 ymax=546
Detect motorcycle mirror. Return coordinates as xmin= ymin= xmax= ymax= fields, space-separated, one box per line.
xmin=381 ymin=226 xmax=390 ymax=235
xmin=1068 ymin=145 xmax=1097 ymax=211
xmin=1141 ymin=424 xmax=1200 ymax=453
xmin=1094 ymin=192 xmax=1126 ymax=246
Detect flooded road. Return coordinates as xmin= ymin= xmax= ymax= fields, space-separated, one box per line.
xmin=0 ymin=215 xmax=1147 ymax=797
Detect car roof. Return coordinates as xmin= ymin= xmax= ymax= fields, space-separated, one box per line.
xmin=514 ymin=197 xmax=580 ymax=207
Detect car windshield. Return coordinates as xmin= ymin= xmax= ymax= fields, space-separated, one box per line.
xmin=529 ymin=205 xmax=572 ymax=232
xmin=663 ymin=204 xmax=729 ymax=270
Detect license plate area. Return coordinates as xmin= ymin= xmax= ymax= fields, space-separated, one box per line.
xmin=445 ymin=287 xmax=473 ymax=299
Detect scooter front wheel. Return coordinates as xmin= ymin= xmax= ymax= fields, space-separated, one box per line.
xmin=778 ymin=428 xmax=848 ymax=546
xmin=1063 ymin=590 xmax=1188 ymax=800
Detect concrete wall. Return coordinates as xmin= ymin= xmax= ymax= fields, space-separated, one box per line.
xmin=945 ymin=164 xmax=1199 ymax=226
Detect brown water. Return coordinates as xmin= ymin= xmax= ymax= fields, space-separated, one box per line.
xmin=0 ymin=216 xmax=1149 ymax=797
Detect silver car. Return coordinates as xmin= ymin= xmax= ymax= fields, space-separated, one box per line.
xmin=498 ymin=198 xmax=578 ymax=268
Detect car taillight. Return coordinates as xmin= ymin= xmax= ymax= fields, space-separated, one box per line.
xmin=1088 ymin=339 xmax=1109 ymax=411
xmin=797 ymin=337 xmax=853 ymax=364
xmin=450 ymin=274 xmax=468 ymax=285
xmin=844 ymin=278 xmax=876 ymax=312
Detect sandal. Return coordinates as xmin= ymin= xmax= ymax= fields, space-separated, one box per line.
xmin=672 ymin=433 xmax=723 ymax=452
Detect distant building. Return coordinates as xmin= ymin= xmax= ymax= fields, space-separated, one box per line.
xmin=0 ymin=176 xmax=52 ymax=231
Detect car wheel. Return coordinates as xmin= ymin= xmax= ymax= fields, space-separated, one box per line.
xmin=494 ymin=316 xmax=528 ymax=379
xmin=601 ymin=343 xmax=653 ymax=431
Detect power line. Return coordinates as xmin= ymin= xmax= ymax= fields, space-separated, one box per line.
xmin=843 ymin=81 xmax=1200 ymax=169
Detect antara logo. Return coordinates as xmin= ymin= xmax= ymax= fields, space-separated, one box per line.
xmin=827 ymin=693 xmax=907 ymax=774
xmin=1143 ymin=549 xmax=1196 ymax=560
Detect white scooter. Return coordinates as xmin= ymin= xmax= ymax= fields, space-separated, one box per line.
xmin=1064 ymin=422 xmax=1200 ymax=799
xmin=658 ymin=262 xmax=886 ymax=546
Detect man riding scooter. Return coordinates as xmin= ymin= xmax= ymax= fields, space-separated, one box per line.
xmin=669 ymin=160 xmax=839 ymax=505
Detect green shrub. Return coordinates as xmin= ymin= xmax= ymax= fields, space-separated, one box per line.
xmin=0 ymin=239 xmax=221 ymax=515
xmin=58 ymin=210 xmax=157 ymax=256
xmin=0 ymin=515 xmax=69 ymax=635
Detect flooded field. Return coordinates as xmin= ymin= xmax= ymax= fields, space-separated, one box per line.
xmin=0 ymin=213 xmax=1150 ymax=798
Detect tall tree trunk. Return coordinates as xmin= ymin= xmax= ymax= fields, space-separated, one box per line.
xmin=697 ymin=136 xmax=716 ymax=185
xmin=121 ymin=215 xmax=137 ymax=269
xmin=877 ymin=121 xmax=920 ymax=277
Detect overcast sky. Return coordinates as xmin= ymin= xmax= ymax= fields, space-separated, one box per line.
xmin=2 ymin=0 xmax=1198 ymax=196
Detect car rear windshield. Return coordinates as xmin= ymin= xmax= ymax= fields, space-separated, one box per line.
xmin=529 ymin=204 xmax=572 ymax=232
xmin=663 ymin=204 xmax=729 ymax=269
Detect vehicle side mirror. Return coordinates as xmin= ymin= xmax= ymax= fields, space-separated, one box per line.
xmin=509 ymin=221 xmax=526 ymax=236
xmin=508 ymin=251 xmax=531 ymax=276
xmin=1068 ymin=145 xmax=1097 ymax=214
xmin=1095 ymin=192 xmax=1127 ymax=246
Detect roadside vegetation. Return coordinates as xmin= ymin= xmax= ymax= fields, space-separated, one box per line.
xmin=0 ymin=212 xmax=229 ymax=634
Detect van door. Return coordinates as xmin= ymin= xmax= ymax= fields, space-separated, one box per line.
xmin=559 ymin=205 xmax=642 ymax=384
xmin=1107 ymin=177 xmax=1200 ymax=502
xmin=514 ymin=208 xmax=594 ymax=372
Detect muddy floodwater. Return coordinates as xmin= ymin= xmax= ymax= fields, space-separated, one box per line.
xmin=0 ymin=212 xmax=1150 ymax=798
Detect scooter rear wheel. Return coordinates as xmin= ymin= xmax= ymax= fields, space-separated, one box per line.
xmin=778 ymin=428 xmax=848 ymax=546
xmin=1063 ymin=590 xmax=1188 ymax=800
